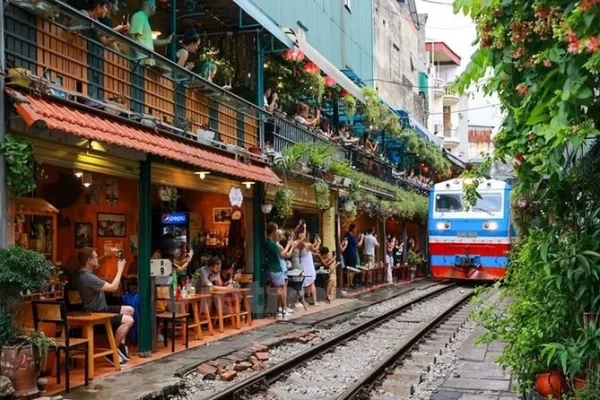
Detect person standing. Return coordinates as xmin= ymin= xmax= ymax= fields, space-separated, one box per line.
xmin=129 ymin=0 xmax=174 ymax=51
xmin=385 ymin=235 xmax=396 ymax=283
xmin=362 ymin=227 xmax=379 ymax=265
xmin=72 ymin=247 xmax=133 ymax=365
xmin=265 ymin=223 xmax=296 ymax=316
xmin=342 ymin=223 xmax=363 ymax=269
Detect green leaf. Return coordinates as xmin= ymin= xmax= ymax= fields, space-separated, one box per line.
xmin=577 ymin=254 xmax=591 ymax=274
xmin=559 ymin=351 xmax=568 ymax=373
xmin=583 ymin=251 xmax=600 ymax=258
xmin=575 ymin=86 xmax=593 ymax=100
xmin=541 ymin=242 xmax=549 ymax=263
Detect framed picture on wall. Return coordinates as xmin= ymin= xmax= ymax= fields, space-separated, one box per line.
xmin=97 ymin=213 xmax=126 ymax=237
xmin=213 ymin=207 xmax=232 ymax=224
xmin=75 ymin=222 xmax=93 ymax=248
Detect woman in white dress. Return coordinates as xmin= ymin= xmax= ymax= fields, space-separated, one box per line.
xmin=298 ymin=231 xmax=321 ymax=306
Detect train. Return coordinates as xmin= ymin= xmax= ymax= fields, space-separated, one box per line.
xmin=427 ymin=178 xmax=514 ymax=281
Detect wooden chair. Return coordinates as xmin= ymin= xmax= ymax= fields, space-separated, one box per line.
xmin=237 ymin=289 xmax=253 ymax=327
xmin=32 ymin=300 xmax=89 ymax=393
xmin=155 ymin=286 xmax=189 ymax=353
xmin=65 ymin=290 xmax=83 ymax=311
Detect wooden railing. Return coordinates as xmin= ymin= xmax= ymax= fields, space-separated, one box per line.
xmin=5 ymin=0 xmax=264 ymax=150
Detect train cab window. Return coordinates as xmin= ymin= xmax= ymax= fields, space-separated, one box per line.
xmin=435 ymin=194 xmax=463 ymax=212
xmin=473 ymin=193 xmax=503 ymax=213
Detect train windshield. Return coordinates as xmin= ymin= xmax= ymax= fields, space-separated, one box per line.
xmin=435 ymin=192 xmax=503 ymax=213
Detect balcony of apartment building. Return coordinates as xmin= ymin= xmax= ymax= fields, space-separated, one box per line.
xmin=443 ymin=87 xmax=460 ymax=106
xmin=432 ymin=78 xmax=445 ymax=97
xmin=443 ymin=125 xmax=460 ymax=149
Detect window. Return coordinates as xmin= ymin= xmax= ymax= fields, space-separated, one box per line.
xmin=344 ymin=0 xmax=352 ymax=12
xmin=473 ymin=193 xmax=503 ymax=213
xmin=435 ymin=194 xmax=463 ymax=212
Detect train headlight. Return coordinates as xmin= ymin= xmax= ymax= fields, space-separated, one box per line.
xmin=483 ymin=221 xmax=498 ymax=231
xmin=436 ymin=222 xmax=451 ymax=230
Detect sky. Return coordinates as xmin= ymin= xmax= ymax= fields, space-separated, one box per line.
xmin=416 ymin=0 xmax=503 ymax=132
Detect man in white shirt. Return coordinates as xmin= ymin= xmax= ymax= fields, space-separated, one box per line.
xmin=362 ymin=227 xmax=379 ymax=265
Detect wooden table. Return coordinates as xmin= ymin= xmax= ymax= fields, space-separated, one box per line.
xmin=175 ymin=293 xmax=213 ymax=340
xmin=67 ymin=312 xmax=120 ymax=379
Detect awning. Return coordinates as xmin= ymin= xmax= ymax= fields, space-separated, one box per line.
xmin=283 ymin=28 xmax=366 ymax=103
xmin=410 ymin=117 xmax=442 ymax=147
xmin=444 ymin=149 xmax=466 ymax=169
xmin=233 ymin=0 xmax=294 ymax=49
xmin=7 ymin=89 xmax=282 ymax=186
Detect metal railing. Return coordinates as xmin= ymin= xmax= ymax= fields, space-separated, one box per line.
xmin=444 ymin=128 xmax=459 ymax=139
xmin=433 ymin=78 xmax=445 ymax=89
xmin=268 ymin=114 xmax=347 ymax=160
xmin=444 ymin=87 xmax=459 ymax=97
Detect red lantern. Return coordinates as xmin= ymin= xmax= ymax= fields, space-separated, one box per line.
xmin=283 ymin=46 xmax=305 ymax=63
xmin=422 ymin=166 xmax=430 ymax=175
xmin=303 ymin=61 xmax=319 ymax=75
xmin=340 ymin=89 xmax=349 ymax=97
xmin=324 ymin=76 xmax=336 ymax=87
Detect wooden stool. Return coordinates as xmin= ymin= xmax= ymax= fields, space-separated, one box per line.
xmin=198 ymin=294 xmax=214 ymax=336
xmin=236 ymin=289 xmax=253 ymax=327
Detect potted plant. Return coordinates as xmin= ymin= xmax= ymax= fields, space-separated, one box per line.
xmin=0 ymin=247 xmax=53 ymax=398
xmin=308 ymin=144 xmax=337 ymax=175
xmin=313 ymin=181 xmax=331 ymax=210
xmin=274 ymin=188 xmax=294 ymax=219
xmin=343 ymin=95 xmax=357 ymax=124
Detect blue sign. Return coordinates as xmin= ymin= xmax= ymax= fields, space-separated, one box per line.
xmin=161 ymin=213 xmax=188 ymax=225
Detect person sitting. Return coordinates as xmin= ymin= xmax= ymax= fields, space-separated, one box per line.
xmin=71 ymin=247 xmax=133 ymax=365
xmin=199 ymin=257 xmax=230 ymax=291
xmin=264 ymin=88 xmax=279 ymax=112
xmin=294 ymin=102 xmax=320 ymax=128
xmin=176 ymin=29 xmax=200 ymax=70
xmin=365 ymin=131 xmax=379 ymax=154
xmin=217 ymin=260 xmax=236 ymax=287
xmin=338 ymin=124 xmax=360 ymax=145
xmin=315 ymin=247 xmax=337 ymax=303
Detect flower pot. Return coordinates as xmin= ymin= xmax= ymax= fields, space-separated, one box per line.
xmin=104 ymin=100 xmax=125 ymax=116
xmin=1 ymin=345 xmax=39 ymax=399
xmin=535 ymin=371 xmax=565 ymax=398
xmin=37 ymin=376 xmax=48 ymax=392
xmin=7 ymin=68 xmax=32 ymax=87
xmin=322 ymin=171 xmax=334 ymax=183
xmin=574 ymin=376 xmax=586 ymax=391
xmin=261 ymin=204 xmax=273 ymax=214
xmin=249 ymin=146 xmax=263 ymax=155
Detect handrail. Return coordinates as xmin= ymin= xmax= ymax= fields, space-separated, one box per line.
xmin=8 ymin=0 xmax=267 ymax=120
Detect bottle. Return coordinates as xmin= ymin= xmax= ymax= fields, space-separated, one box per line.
xmin=176 ymin=285 xmax=182 ymax=299
xmin=225 ymin=230 xmax=229 ymax=246
xmin=181 ymin=285 xmax=188 ymax=298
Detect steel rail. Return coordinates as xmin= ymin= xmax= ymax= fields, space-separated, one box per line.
xmin=336 ymin=288 xmax=475 ymax=400
xmin=203 ymin=283 xmax=457 ymax=400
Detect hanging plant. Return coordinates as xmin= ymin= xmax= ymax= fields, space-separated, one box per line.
xmin=343 ymin=95 xmax=357 ymax=124
xmin=361 ymin=87 xmax=382 ymax=128
xmin=0 ymin=134 xmax=37 ymax=198
xmin=313 ymin=181 xmax=331 ymax=210
xmin=274 ymin=188 xmax=294 ymax=219
xmin=339 ymin=197 xmax=357 ymax=222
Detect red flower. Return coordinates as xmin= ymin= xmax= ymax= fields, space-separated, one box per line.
xmin=581 ymin=0 xmax=599 ymax=11
xmin=586 ymin=36 xmax=599 ymax=53
xmin=543 ymin=59 xmax=552 ymax=67
xmin=516 ymin=83 xmax=529 ymax=97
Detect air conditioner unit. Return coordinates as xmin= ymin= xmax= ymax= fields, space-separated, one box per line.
xmin=434 ymin=124 xmax=443 ymax=133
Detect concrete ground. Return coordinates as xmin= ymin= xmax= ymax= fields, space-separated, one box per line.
xmin=432 ymin=326 xmax=521 ymax=400
xmin=63 ymin=279 xmax=439 ymax=400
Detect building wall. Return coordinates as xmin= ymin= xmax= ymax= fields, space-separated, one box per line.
xmin=252 ymin=0 xmax=374 ymax=81
xmin=373 ymin=0 xmax=427 ymax=121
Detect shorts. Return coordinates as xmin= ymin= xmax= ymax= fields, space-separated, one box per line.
xmin=269 ymin=271 xmax=286 ymax=287
xmin=107 ymin=305 xmax=124 ymax=331
xmin=364 ymin=254 xmax=375 ymax=265
xmin=344 ymin=253 xmax=357 ymax=268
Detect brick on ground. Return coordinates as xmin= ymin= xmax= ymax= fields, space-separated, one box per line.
xmin=196 ymin=363 xmax=218 ymax=375
xmin=219 ymin=370 xmax=237 ymax=381
xmin=255 ymin=352 xmax=269 ymax=361
xmin=381 ymin=381 xmax=413 ymax=397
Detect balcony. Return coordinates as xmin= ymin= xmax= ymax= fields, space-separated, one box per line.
xmin=443 ymin=128 xmax=460 ymax=148
xmin=443 ymin=87 xmax=460 ymax=106
xmin=433 ymin=78 xmax=445 ymax=97
xmin=5 ymin=0 xmax=265 ymax=158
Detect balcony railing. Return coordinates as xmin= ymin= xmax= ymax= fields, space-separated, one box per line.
xmin=5 ymin=0 xmax=265 ymax=152
xmin=444 ymin=128 xmax=458 ymax=139
xmin=269 ymin=114 xmax=347 ymax=161
xmin=444 ymin=87 xmax=459 ymax=97
xmin=433 ymin=78 xmax=444 ymax=89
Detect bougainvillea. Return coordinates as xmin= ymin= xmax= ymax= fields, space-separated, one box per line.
xmin=455 ymin=0 xmax=600 ymax=391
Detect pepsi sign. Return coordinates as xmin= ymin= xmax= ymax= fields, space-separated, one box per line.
xmin=161 ymin=213 xmax=188 ymax=225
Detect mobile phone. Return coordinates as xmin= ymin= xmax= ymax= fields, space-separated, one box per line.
xmin=118 ymin=250 xmax=124 ymax=261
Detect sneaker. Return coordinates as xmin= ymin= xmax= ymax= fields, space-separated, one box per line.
xmin=118 ymin=344 xmax=130 ymax=361
xmin=284 ymin=307 xmax=294 ymax=314
xmin=295 ymin=302 xmax=304 ymax=309
xmin=105 ymin=354 xmax=128 ymax=366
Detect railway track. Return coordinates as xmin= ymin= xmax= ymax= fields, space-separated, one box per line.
xmin=199 ymin=283 xmax=474 ymax=400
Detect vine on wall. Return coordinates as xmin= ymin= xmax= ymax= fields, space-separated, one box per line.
xmin=0 ymin=134 xmax=37 ymax=198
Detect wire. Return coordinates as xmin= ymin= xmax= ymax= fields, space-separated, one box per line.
xmin=377 ymin=2 xmax=473 ymax=30
xmin=427 ymin=103 xmax=501 ymax=115
xmin=361 ymin=78 xmax=490 ymax=90
xmin=420 ymin=0 xmax=455 ymax=5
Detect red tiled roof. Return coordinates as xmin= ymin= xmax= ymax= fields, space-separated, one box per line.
xmin=7 ymin=89 xmax=282 ymax=186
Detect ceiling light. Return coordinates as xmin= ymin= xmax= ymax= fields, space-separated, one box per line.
xmin=242 ymin=181 xmax=255 ymax=189
xmin=74 ymin=170 xmax=83 ymax=178
xmin=194 ymin=171 xmax=210 ymax=179
xmin=82 ymin=173 xmax=92 ymax=188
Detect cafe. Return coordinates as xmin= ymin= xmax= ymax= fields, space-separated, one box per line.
xmin=4 ymin=86 xmax=281 ymax=394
